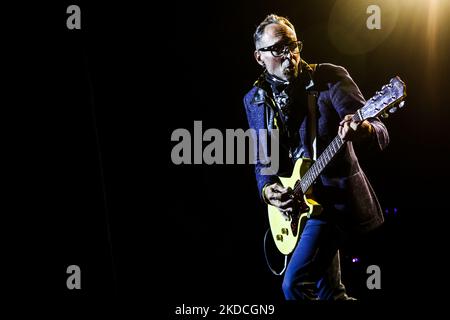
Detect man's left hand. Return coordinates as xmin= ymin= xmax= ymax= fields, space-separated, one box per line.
xmin=338 ymin=114 xmax=373 ymax=142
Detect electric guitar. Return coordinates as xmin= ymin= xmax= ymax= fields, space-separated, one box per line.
xmin=268 ymin=76 xmax=406 ymax=255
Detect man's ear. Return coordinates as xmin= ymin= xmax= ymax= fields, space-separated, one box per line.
xmin=254 ymin=50 xmax=265 ymax=67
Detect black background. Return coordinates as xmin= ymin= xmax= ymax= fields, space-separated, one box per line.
xmin=6 ymin=0 xmax=450 ymax=314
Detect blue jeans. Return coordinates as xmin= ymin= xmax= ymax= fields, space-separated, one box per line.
xmin=282 ymin=218 xmax=347 ymax=300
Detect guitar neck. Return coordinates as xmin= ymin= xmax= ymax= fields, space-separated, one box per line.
xmin=299 ymin=112 xmax=363 ymax=194
xmin=299 ymin=135 xmax=345 ymax=193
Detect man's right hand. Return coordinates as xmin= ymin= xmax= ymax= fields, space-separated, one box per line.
xmin=264 ymin=183 xmax=295 ymax=215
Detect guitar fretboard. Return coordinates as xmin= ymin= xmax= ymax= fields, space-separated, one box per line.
xmin=295 ymin=112 xmax=362 ymax=195
xmin=298 ymin=136 xmax=343 ymax=194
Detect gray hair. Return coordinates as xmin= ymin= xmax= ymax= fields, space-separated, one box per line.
xmin=253 ymin=14 xmax=296 ymax=48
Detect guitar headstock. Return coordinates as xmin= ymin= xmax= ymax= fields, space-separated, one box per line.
xmin=359 ymin=76 xmax=406 ymax=120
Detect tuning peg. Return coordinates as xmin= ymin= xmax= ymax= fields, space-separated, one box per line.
xmin=381 ymin=113 xmax=389 ymax=118
xmin=389 ymin=107 xmax=398 ymax=114
xmin=398 ymin=101 xmax=405 ymax=108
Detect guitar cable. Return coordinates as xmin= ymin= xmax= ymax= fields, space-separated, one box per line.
xmin=82 ymin=46 xmax=118 ymax=292
xmin=263 ymin=228 xmax=288 ymax=276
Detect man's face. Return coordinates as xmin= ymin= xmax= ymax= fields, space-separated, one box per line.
xmin=254 ymin=23 xmax=301 ymax=82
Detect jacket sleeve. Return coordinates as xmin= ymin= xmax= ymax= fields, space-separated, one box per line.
xmin=325 ymin=64 xmax=390 ymax=151
xmin=243 ymin=94 xmax=280 ymax=201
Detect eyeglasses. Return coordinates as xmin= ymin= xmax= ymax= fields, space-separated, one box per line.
xmin=257 ymin=40 xmax=303 ymax=57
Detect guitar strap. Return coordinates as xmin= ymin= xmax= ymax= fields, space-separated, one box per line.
xmin=307 ymin=94 xmax=317 ymax=161
xmin=306 ymin=63 xmax=318 ymax=161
